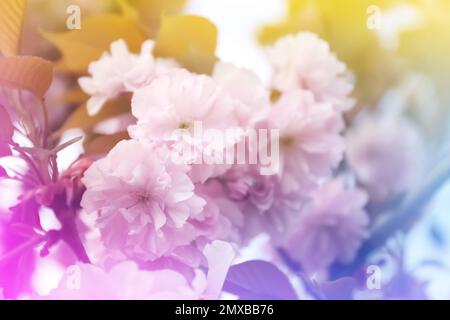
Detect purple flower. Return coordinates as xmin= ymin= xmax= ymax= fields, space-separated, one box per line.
xmin=283 ymin=178 xmax=369 ymax=273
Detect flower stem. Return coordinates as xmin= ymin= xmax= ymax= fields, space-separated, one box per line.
xmin=0 ymin=236 xmax=46 ymax=264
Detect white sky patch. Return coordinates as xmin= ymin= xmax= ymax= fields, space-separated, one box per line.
xmin=185 ymin=0 xmax=285 ymax=85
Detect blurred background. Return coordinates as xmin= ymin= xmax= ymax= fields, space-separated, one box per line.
xmin=1 ymin=0 xmax=450 ymax=299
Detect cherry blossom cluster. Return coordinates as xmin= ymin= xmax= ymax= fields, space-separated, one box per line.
xmin=49 ymin=32 xmax=371 ymax=298
xmin=1 ymin=28 xmax=428 ymax=300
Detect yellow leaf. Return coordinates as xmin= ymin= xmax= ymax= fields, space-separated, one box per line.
xmin=41 ymin=12 xmax=147 ymax=73
xmin=116 ymin=0 xmax=139 ymax=21
xmin=55 ymin=95 xmax=131 ymax=136
xmin=0 ymin=56 xmax=53 ymax=97
xmin=154 ymin=15 xmax=218 ymax=74
xmin=59 ymin=86 xmax=90 ymax=105
xmin=127 ymin=0 xmax=187 ymax=36
xmin=0 ymin=0 xmax=26 ymax=56
xmin=84 ymin=131 xmax=129 ymax=155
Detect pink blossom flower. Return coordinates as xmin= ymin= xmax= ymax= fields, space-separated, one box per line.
xmin=129 ymin=69 xmax=242 ymax=182
xmin=283 ymin=179 xmax=369 ymax=273
xmin=266 ymin=89 xmax=345 ymax=194
xmin=46 ymin=241 xmax=235 ymax=300
xmin=130 ymin=69 xmax=239 ymax=141
xmin=81 ymin=140 xmax=211 ymax=261
xmin=243 ymin=184 xmax=304 ymax=244
xmin=79 ymin=39 xmax=175 ymax=116
xmin=195 ymin=180 xmax=245 ymax=244
xmin=267 ymin=32 xmax=354 ymax=112
xmin=346 ymin=116 xmax=425 ymax=202
xmin=212 ymin=62 xmax=271 ymax=127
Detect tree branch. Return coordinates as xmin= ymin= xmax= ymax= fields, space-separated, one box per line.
xmin=331 ymin=149 xmax=450 ymax=279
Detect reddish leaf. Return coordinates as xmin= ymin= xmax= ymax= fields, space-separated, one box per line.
xmin=0 ymin=56 xmax=54 ymax=98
